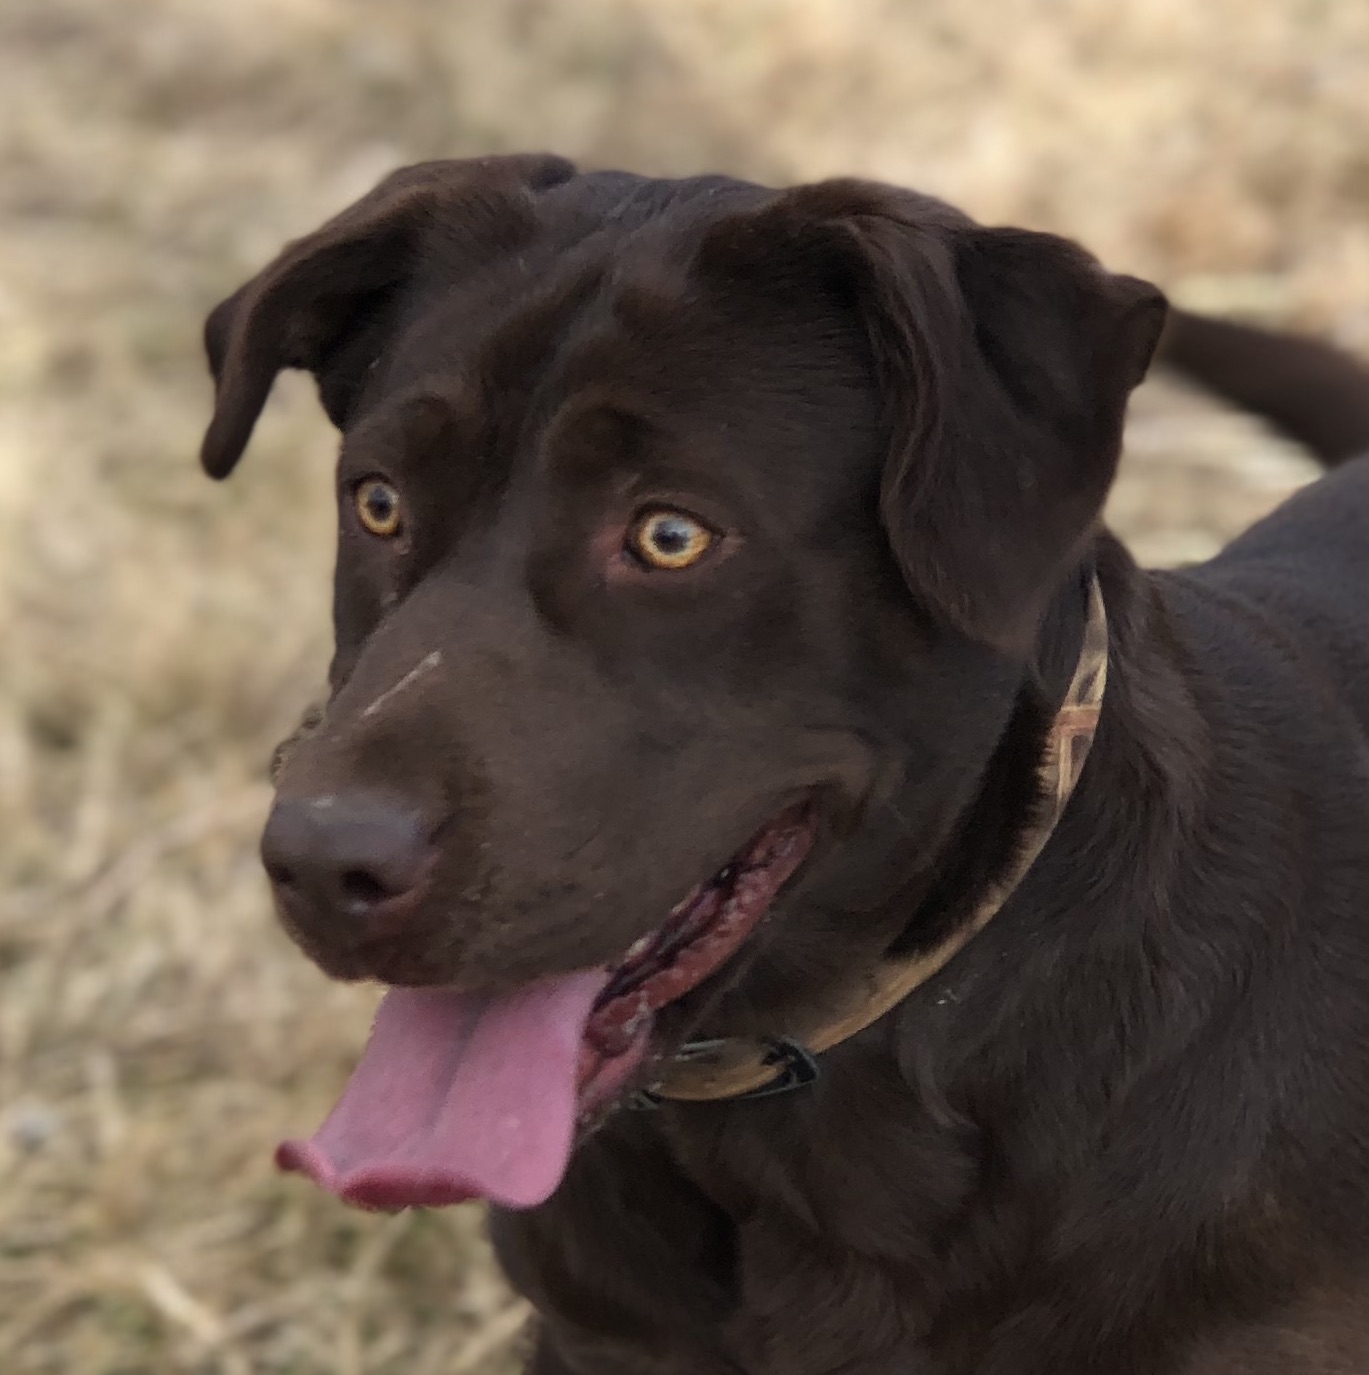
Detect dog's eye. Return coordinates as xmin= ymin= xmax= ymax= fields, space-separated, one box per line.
xmin=354 ymin=478 xmax=403 ymax=538
xmin=628 ymin=509 xmax=717 ymax=570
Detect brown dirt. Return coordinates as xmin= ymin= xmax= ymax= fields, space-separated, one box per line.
xmin=0 ymin=1 xmax=1362 ymax=1371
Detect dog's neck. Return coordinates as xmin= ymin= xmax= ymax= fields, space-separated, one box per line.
xmin=649 ymin=566 xmax=1109 ymax=1102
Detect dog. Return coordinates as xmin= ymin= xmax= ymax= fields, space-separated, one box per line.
xmin=200 ymin=155 xmax=1369 ymax=1373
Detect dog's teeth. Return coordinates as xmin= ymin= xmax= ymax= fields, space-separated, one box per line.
xmin=624 ymin=935 xmax=654 ymax=962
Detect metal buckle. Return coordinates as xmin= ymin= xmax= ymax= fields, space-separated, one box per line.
xmin=627 ymin=1038 xmax=729 ymax=1111
xmin=734 ymin=1037 xmax=821 ymax=1100
xmin=627 ymin=1036 xmax=821 ymax=1110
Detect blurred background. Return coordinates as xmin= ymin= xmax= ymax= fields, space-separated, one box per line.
xmin=0 ymin=0 xmax=1364 ymax=1370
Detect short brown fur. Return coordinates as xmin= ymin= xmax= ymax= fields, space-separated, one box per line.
xmin=202 ymin=156 xmax=1369 ymax=1374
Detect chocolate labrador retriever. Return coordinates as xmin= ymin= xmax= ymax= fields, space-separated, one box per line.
xmin=199 ymin=155 xmax=1369 ymax=1373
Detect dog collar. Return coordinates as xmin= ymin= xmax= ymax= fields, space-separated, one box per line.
xmin=645 ymin=574 xmax=1109 ymax=1103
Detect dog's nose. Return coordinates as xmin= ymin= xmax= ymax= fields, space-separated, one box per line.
xmin=261 ymin=793 xmax=433 ymax=935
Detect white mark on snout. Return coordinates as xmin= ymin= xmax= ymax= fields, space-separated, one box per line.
xmin=360 ymin=651 xmax=443 ymax=719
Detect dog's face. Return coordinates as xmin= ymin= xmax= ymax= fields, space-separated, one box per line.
xmin=202 ymin=155 xmax=1164 ymax=1209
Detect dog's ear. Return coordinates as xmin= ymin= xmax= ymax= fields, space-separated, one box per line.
xmin=698 ymin=182 xmax=1166 ymax=650
xmin=871 ymin=207 xmax=1165 ymax=649
xmin=200 ymin=154 xmax=576 ymax=479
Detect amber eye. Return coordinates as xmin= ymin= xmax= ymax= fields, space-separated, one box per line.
xmin=628 ymin=508 xmax=717 ymax=570
xmin=354 ymin=478 xmax=403 ymax=538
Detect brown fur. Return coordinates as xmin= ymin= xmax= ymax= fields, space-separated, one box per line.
xmin=201 ymin=156 xmax=1369 ymax=1373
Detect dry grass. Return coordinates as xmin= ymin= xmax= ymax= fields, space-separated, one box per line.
xmin=0 ymin=1 xmax=1362 ymax=1370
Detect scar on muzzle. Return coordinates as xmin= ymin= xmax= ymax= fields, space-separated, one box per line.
xmin=361 ymin=651 xmax=444 ymax=720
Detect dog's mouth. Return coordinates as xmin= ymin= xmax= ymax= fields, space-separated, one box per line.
xmin=275 ymin=802 xmax=817 ymax=1212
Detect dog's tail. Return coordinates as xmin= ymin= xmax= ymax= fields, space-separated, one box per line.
xmin=1157 ymin=308 xmax=1369 ymax=466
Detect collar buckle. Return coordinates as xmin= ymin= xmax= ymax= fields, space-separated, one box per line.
xmin=628 ymin=1036 xmax=821 ymax=1110
xmin=733 ymin=1037 xmax=821 ymax=1100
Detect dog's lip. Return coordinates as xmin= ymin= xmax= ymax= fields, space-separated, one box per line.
xmin=577 ymin=799 xmax=820 ymax=1070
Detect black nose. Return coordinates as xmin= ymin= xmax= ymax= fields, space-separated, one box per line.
xmin=261 ymin=793 xmax=433 ymax=934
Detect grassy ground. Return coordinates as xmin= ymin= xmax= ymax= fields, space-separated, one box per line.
xmin=0 ymin=1 xmax=1363 ymax=1371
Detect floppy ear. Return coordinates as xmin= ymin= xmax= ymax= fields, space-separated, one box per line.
xmin=871 ymin=208 xmax=1165 ymax=648
xmin=200 ymin=154 xmax=576 ymax=479
xmin=699 ymin=181 xmax=1166 ymax=650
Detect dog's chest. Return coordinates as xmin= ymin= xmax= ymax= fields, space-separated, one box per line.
xmin=720 ymin=1227 xmax=934 ymax=1375
xmin=663 ymin=1092 xmax=983 ymax=1374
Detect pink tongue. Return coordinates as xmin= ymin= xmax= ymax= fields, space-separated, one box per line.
xmin=276 ymin=970 xmax=611 ymax=1211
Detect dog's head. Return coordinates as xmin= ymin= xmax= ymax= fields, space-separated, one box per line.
xmin=202 ymin=155 xmax=1164 ymax=1210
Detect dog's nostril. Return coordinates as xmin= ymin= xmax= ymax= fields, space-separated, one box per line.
xmin=340 ymin=868 xmax=391 ymax=908
xmin=263 ymin=858 xmax=297 ymax=890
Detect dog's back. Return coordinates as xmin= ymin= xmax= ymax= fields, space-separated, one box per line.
xmin=1160 ymin=312 xmax=1369 ymax=727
